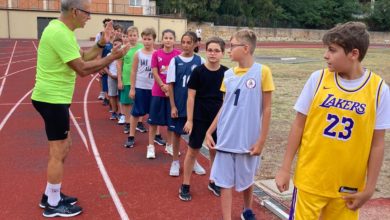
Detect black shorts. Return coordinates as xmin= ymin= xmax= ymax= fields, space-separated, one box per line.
xmin=32 ymin=100 xmax=70 ymax=141
xmin=189 ymin=119 xmax=217 ymax=149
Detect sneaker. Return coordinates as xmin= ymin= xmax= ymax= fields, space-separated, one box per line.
xmin=146 ymin=145 xmax=155 ymax=159
xmin=154 ymin=135 xmax=166 ymax=146
xmin=102 ymin=98 xmax=109 ymax=106
xmin=43 ymin=200 xmax=82 ymax=218
xmin=241 ymin=209 xmax=256 ymax=220
xmin=124 ymin=137 xmax=135 ymax=148
xmin=208 ymin=182 xmax=221 ymax=197
xmin=39 ymin=193 xmax=78 ymax=208
xmin=169 ymin=161 xmax=180 ymax=176
xmin=193 ymin=160 xmax=206 ymax=175
xmin=165 ymin=144 xmax=181 ymax=156
xmin=136 ymin=122 xmax=147 ymax=133
xmin=179 ymin=185 xmax=192 ymax=201
xmin=118 ymin=114 xmax=125 ymax=125
xmin=123 ymin=123 xmax=130 ymax=134
xmin=97 ymin=92 xmax=104 ymax=100
xmin=110 ymin=112 xmax=117 ymax=120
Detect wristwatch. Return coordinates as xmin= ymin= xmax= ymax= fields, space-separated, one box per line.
xmin=96 ymin=41 xmax=105 ymax=48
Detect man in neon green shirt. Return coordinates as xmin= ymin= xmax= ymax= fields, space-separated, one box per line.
xmin=31 ymin=0 xmax=129 ymax=217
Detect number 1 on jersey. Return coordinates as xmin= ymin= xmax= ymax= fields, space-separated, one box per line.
xmin=182 ymin=75 xmax=190 ymax=87
xmin=234 ymin=89 xmax=241 ymax=106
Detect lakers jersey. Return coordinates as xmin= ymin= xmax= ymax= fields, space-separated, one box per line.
xmin=294 ymin=68 xmax=384 ymax=198
xmin=216 ymin=63 xmax=262 ymax=153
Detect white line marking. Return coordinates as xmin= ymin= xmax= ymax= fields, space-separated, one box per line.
xmin=0 ymin=89 xmax=32 ymax=131
xmin=0 ymin=66 xmax=36 ymax=80
xmin=0 ymin=41 xmax=17 ymax=97
xmin=83 ymin=75 xmax=129 ymax=220
xmin=69 ymin=110 xmax=90 ymax=153
xmin=32 ymin=41 xmax=37 ymax=50
xmin=0 ymin=100 xmax=101 ymax=106
xmin=0 ymin=58 xmax=36 ymax=66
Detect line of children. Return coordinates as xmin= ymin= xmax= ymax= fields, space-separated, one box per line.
xmin=179 ymin=37 xmax=228 ymax=201
xmin=275 ymin=21 xmax=390 ymax=220
xmin=167 ymin=31 xmax=206 ymax=176
xmin=206 ymin=29 xmax=274 ymax=220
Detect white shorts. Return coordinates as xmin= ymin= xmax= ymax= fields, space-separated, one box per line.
xmin=210 ymin=151 xmax=261 ymax=192
xmin=107 ymin=77 xmax=118 ymax=97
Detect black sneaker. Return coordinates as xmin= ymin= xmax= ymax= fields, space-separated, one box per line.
xmin=241 ymin=209 xmax=256 ymax=220
xmin=39 ymin=193 xmax=78 ymax=208
xmin=102 ymin=98 xmax=109 ymax=106
xmin=43 ymin=200 xmax=82 ymax=218
xmin=208 ymin=182 xmax=221 ymax=197
xmin=123 ymin=123 xmax=130 ymax=134
xmin=136 ymin=122 xmax=147 ymax=133
xmin=154 ymin=135 xmax=166 ymax=146
xmin=124 ymin=137 xmax=135 ymax=148
xmin=179 ymin=184 xmax=192 ymax=201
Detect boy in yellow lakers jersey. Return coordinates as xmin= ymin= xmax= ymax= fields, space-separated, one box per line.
xmin=275 ymin=22 xmax=390 ymax=220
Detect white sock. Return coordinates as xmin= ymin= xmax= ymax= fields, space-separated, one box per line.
xmin=45 ymin=182 xmax=61 ymax=206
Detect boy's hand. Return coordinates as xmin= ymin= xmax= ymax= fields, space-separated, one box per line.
xmin=275 ymin=168 xmax=291 ymax=193
xmin=117 ymin=81 xmax=123 ymax=90
xmin=249 ymin=142 xmax=262 ymax=156
xmin=171 ymin=106 xmax=178 ymax=118
xmin=205 ymin=132 xmax=216 ymax=149
xmin=343 ymin=190 xmax=373 ymax=211
xmin=183 ymin=120 xmax=193 ymax=134
xmin=129 ymin=88 xmax=135 ymax=99
xmin=161 ymin=84 xmax=169 ymax=93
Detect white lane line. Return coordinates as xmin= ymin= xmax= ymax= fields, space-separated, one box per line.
xmin=0 ymin=41 xmax=17 ymax=97
xmin=32 ymin=41 xmax=37 ymax=50
xmin=0 ymin=89 xmax=32 ymax=131
xmin=0 ymin=66 xmax=36 ymax=80
xmin=0 ymin=58 xmax=36 ymax=66
xmin=0 ymin=100 xmax=102 ymax=106
xmin=69 ymin=110 xmax=90 ymax=153
xmin=83 ymin=75 xmax=129 ymax=220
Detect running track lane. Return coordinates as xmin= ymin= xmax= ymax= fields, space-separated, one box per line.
xmin=0 ymin=39 xmax=278 ymax=219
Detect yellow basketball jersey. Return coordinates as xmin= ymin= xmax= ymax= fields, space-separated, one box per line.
xmin=294 ymin=69 xmax=384 ymax=198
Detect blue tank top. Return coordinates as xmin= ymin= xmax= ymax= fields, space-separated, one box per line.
xmin=173 ymin=55 xmax=202 ymax=117
xmin=216 ymin=63 xmax=263 ymax=153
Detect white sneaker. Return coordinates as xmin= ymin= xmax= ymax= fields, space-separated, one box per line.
xmin=169 ymin=161 xmax=180 ymax=176
xmin=146 ymin=145 xmax=155 ymax=159
xmin=165 ymin=144 xmax=181 ymax=156
xmin=118 ymin=114 xmax=125 ymax=125
xmin=97 ymin=92 xmax=104 ymax=100
xmin=193 ymin=160 xmax=206 ymax=175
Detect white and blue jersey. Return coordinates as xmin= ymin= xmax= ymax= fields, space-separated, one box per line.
xmin=167 ymin=54 xmax=202 ymax=117
xmin=216 ymin=63 xmax=263 ymax=153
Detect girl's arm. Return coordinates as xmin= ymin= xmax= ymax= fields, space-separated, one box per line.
xmin=183 ymin=89 xmax=196 ymax=134
xmin=152 ymin=67 xmax=168 ymax=94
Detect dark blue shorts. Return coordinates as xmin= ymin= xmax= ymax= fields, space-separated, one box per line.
xmin=102 ymin=74 xmax=108 ymax=92
xmin=147 ymin=96 xmax=172 ymax=126
xmin=32 ymin=100 xmax=70 ymax=141
xmin=169 ymin=117 xmax=187 ymax=135
xmin=131 ymin=88 xmax=152 ymax=117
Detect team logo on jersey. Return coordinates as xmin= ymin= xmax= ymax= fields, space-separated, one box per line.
xmin=246 ymin=78 xmax=256 ymax=89
xmin=191 ymin=64 xmax=198 ymax=71
xmin=158 ymin=57 xmax=163 ymax=62
xmin=319 ymin=94 xmax=366 ymax=115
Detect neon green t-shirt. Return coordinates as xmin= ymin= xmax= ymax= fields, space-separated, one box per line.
xmin=121 ymin=43 xmax=143 ymax=85
xmin=31 ymin=19 xmax=81 ymax=104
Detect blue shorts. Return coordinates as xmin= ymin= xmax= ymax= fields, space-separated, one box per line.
xmin=169 ymin=117 xmax=187 ymax=135
xmin=102 ymin=74 xmax=108 ymax=92
xmin=131 ymin=88 xmax=152 ymax=117
xmin=147 ymin=96 xmax=172 ymax=126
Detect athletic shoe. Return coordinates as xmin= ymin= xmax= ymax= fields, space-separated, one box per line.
xmin=43 ymin=200 xmax=82 ymax=218
xmin=165 ymin=144 xmax=181 ymax=156
xmin=208 ymin=182 xmax=221 ymax=197
xmin=102 ymin=98 xmax=109 ymax=106
xmin=123 ymin=123 xmax=130 ymax=134
xmin=146 ymin=145 xmax=155 ymax=159
xmin=124 ymin=137 xmax=135 ymax=148
xmin=109 ymin=112 xmax=117 ymax=120
xmin=169 ymin=161 xmax=180 ymax=176
xmin=193 ymin=160 xmax=206 ymax=175
xmin=118 ymin=114 xmax=125 ymax=125
xmin=154 ymin=135 xmax=166 ymax=146
xmin=97 ymin=92 xmax=104 ymax=100
xmin=241 ymin=209 xmax=256 ymax=220
xmin=179 ymin=185 xmax=192 ymax=201
xmin=39 ymin=193 xmax=78 ymax=208
xmin=136 ymin=122 xmax=147 ymax=133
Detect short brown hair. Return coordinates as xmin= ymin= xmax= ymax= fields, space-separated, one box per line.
xmin=322 ymin=21 xmax=369 ymax=61
xmin=113 ymin=37 xmax=122 ymax=44
xmin=127 ymin=26 xmax=139 ymax=35
xmin=231 ymin=29 xmax=257 ymax=54
xmin=141 ymin=28 xmax=157 ymax=40
xmin=206 ymin=37 xmax=226 ymax=52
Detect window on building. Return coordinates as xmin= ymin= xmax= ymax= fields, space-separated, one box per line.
xmin=129 ymin=0 xmax=142 ymax=6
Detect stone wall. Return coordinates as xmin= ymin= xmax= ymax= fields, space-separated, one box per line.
xmin=188 ymin=22 xmax=390 ymax=44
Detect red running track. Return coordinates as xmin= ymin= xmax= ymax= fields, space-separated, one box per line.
xmin=0 ymin=39 xmax=278 ymax=220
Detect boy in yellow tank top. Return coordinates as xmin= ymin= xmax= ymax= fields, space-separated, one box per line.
xmin=275 ymin=22 xmax=390 ymax=220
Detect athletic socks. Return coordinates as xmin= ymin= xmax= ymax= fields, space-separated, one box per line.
xmin=45 ymin=182 xmax=61 ymax=207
